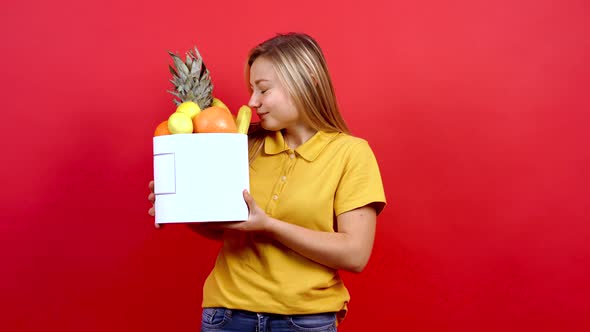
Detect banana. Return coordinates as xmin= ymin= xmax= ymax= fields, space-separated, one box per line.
xmin=211 ymin=97 xmax=230 ymax=111
xmin=235 ymin=105 xmax=252 ymax=135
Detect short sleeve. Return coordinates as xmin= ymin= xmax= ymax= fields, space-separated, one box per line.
xmin=334 ymin=140 xmax=386 ymax=216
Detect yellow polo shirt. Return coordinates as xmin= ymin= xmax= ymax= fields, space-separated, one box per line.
xmin=202 ymin=130 xmax=386 ymax=322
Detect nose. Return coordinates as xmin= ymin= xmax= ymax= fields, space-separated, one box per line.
xmin=248 ymin=93 xmax=260 ymax=109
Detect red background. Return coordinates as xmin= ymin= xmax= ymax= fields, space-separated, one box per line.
xmin=1 ymin=0 xmax=589 ymax=331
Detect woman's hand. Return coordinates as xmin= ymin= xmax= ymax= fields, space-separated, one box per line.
xmin=217 ymin=190 xmax=272 ymax=232
xmin=147 ymin=180 xmax=160 ymax=228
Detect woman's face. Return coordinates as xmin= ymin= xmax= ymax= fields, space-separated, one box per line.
xmin=248 ymin=57 xmax=301 ymax=132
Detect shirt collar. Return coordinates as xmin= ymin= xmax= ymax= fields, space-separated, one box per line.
xmin=264 ymin=130 xmax=341 ymax=162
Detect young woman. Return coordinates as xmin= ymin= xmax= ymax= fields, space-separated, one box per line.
xmin=149 ymin=32 xmax=386 ymax=332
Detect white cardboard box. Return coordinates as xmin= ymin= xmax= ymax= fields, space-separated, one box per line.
xmin=153 ymin=133 xmax=250 ymax=223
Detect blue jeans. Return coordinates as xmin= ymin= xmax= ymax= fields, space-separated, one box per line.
xmin=201 ymin=307 xmax=337 ymax=332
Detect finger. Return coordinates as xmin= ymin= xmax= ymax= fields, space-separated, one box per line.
xmin=149 ymin=180 xmax=154 ymax=191
xmin=216 ymin=221 xmax=241 ymax=230
xmin=154 ymin=221 xmax=161 ymax=229
xmin=148 ymin=206 xmax=155 ymax=217
xmin=243 ymin=190 xmax=256 ymax=210
xmin=148 ymin=192 xmax=155 ymax=203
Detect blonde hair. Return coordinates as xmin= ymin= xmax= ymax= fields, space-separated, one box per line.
xmin=245 ymin=33 xmax=350 ymax=161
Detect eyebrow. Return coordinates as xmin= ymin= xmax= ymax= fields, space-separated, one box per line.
xmin=250 ymin=79 xmax=270 ymax=86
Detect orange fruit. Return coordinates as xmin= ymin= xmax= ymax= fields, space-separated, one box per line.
xmin=154 ymin=120 xmax=171 ymax=136
xmin=193 ymin=106 xmax=237 ymax=133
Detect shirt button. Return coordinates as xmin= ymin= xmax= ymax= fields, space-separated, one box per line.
xmin=272 ymin=195 xmax=279 ymax=200
xmin=281 ymin=176 xmax=287 ymax=181
xmin=289 ymin=153 xmax=295 ymax=159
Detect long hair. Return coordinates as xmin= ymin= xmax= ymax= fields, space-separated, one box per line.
xmin=245 ymin=33 xmax=350 ymax=162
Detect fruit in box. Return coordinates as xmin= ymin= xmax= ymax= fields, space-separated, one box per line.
xmin=154 ymin=120 xmax=170 ymax=136
xmin=236 ymin=105 xmax=252 ymax=135
xmin=153 ymin=46 xmax=251 ymax=136
xmin=193 ymin=106 xmax=237 ymax=133
xmin=175 ymin=101 xmax=201 ymax=119
xmin=168 ymin=112 xmax=193 ymax=134
xmin=211 ymin=97 xmax=230 ymax=111
xmin=168 ymin=47 xmax=213 ymax=109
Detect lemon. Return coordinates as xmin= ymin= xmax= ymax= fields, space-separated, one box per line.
xmin=175 ymin=101 xmax=201 ymax=119
xmin=167 ymin=112 xmax=193 ymax=134
xmin=211 ymin=97 xmax=230 ymax=111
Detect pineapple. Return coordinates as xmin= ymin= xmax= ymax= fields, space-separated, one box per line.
xmin=168 ymin=46 xmax=214 ymax=109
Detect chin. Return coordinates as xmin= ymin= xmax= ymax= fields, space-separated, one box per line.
xmin=260 ymin=120 xmax=281 ymax=131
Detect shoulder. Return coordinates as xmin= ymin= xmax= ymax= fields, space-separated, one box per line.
xmin=294 ymin=131 xmax=378 ymax=164
xmin=332 ymin=133 xmax=367 ymax=144
xmin=329 ymin=133 xmax=374 ymax=155
xmin=318 ymin=132 xmax=380 ymax=169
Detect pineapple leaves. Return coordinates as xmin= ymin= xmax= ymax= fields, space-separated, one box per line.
xmin=168 ymin=65 xmax=178 ymax=77
xmin=167 ymin=46 xmax=214 ymax=107
xmin=185 ymin=54 xmax=193 ymax=71
xmin=189 ymin=52 xmax=203 ymax=78
xmin=175 ymin=58 xmax=190 ymax=78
